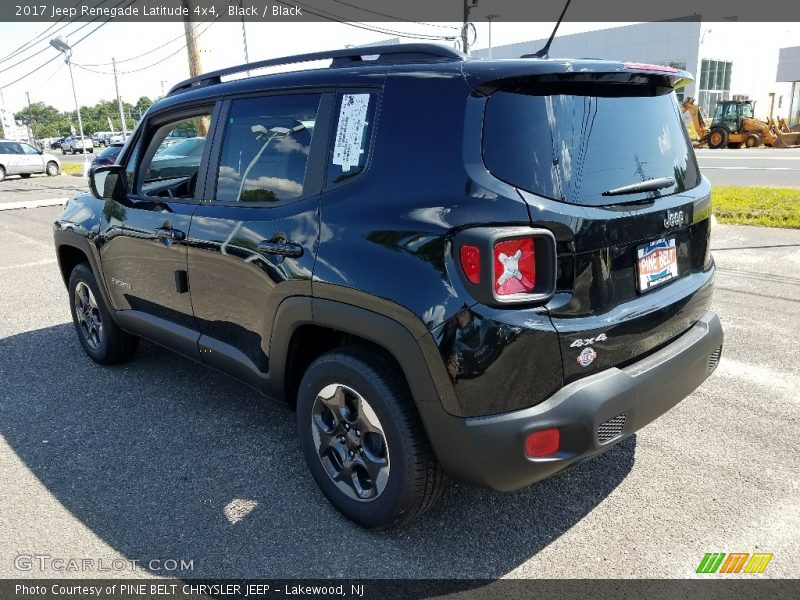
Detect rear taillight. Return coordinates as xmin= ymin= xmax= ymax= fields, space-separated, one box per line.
xmin=454 ymin=227 xmax=557 ymax=306
xmin=459 ymin=245 xmax=481 ymax=284
xmin=493 ymin=238 xmax=535 ymax=296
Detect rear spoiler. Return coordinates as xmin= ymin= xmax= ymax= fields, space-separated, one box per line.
xmin=462 ymin=58 xmax=693 ymax=96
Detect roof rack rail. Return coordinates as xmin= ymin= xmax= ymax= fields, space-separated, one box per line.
xmin=167 ymin=43 xmax=466 ymax=96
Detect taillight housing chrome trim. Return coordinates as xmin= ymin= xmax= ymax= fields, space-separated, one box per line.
xmin=454 ymin=226 xmax=557 ymax=307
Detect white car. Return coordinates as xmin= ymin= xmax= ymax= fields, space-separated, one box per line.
xmin=0 ymin=140 xmax=61 ymax=181
xmin=62 ymin=135 xmax=94 ymax=154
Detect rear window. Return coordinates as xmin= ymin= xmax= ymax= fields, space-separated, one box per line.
xmin=482 ymin=87 xmax=700 ymax=205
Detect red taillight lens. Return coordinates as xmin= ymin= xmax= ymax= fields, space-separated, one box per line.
xmin=493 ymin=238 xmax=535 ymax=296
xmin=525 ymin=428 xmax=560 ymax=458
xmin=459 ymin=245 xmax=481 ymax=285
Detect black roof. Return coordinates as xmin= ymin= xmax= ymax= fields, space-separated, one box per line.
xmin=153 ymin=43 xmax=693 ymax=112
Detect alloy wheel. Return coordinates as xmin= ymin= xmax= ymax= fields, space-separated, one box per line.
xmin=310 ymin=383 xmax=390 ymax=502
xmin=74 ymin=281 xmax=103 ymax=350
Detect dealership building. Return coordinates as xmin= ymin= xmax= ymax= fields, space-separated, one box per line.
xmin=473 ymin=21 xmax=800 ymax=126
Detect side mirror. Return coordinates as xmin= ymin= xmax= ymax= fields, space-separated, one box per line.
xmin=89 ymin=165 xmax=128 ymax=201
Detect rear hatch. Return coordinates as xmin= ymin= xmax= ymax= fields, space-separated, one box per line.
xmin=475 ymin=62 xmax=715 ymax=382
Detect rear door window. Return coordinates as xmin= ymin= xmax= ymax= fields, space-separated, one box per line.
xmin=215 ymin=93 xmax=321 ymax=203
xmin=482 ymin=87 xmax=700 ymax=205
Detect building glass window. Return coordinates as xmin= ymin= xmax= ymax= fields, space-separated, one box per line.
xmin=698 ymin=59 xmax=733 ymax=116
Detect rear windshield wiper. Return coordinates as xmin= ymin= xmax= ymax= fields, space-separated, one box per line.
xmin=601 ymin=177 xmax=675 ymax=197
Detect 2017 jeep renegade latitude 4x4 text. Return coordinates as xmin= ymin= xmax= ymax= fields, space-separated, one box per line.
xmin=54 ymin=44 xmax=723 ymax=528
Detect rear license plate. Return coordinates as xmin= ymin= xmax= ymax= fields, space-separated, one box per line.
xmin=637 ymin=236 xmax=678 ymax=292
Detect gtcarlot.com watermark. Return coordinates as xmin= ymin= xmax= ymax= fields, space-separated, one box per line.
xmin=14 ymin=554 xmax=194 ymax=573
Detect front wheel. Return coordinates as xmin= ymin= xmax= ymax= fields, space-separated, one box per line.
xmin=68 ymin=263 xmax=138 ymax=365
xmin=708 ymin=128 xmax=729 ymax=149
xmin=297 ymin=346 xmax=445 ymax=528
xmin=46 ymin=161 xmax=60 ymax=176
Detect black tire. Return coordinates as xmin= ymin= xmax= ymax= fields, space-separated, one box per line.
xmin=46 ymin=161 xmax=60 ymax=176
xmin=745 ymin=134 xmax=760 ymax=148
xmin=0 ymin=165 xmax=5 ymax=182
xmin=61 ymin=148 xmax=67 ymax=155
xmin=20 ymin=173 xmax=32 ymax=178
xmin=708 ymin=128 xmax=728 ymax=149
xmin=297 ymin=346 xmax=445 ymax=529
xmin=68 ymin=263 xmax=138 ymax=365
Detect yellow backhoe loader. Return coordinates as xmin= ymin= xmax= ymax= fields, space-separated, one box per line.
xmin=681 ymin=98 xmax=800 ymax=148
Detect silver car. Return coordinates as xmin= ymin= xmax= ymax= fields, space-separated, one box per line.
xmin=61 ymin=135 xmax=94 ymax=154
xmin=0 ymin=140 xmax=61 ymax=181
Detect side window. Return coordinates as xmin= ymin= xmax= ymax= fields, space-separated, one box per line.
xmin=8 ymin=143 xmax=24 ymax=154
xmin=326 ymin=92 xmax=377 ymax=186
xmin=215 ymin=94 xmax=321 ymax=203
xmin=21 ymin=144 xmax=39 ymax=155
xmin=0 ymin=142 xmax=11 ymax=153
xmin=135 ymin=113 xmax=212 ymax=199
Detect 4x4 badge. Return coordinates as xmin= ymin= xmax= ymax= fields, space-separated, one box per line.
xmin=577 ymin=347 xmax=597 ymax=367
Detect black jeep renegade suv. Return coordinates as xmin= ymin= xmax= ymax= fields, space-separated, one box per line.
xmin=54 ymin=44 xmax=723 ymax=528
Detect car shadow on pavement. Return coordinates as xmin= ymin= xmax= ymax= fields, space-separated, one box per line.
xmin=0 ymin=324 xmax=635 ymax=579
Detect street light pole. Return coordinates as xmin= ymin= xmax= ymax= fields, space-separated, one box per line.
xmin=51 ymin=37 xmax=88 ymax=176
xmin=486 ymin=14 xmax=499 ymax=58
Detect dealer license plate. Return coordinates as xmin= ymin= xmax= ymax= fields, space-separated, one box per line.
xmin=637 ymin=237 xmax=679 ymax=292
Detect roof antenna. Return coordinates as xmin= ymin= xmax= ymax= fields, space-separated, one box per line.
xmin=521 ymin=0 xmax=572 ymax=59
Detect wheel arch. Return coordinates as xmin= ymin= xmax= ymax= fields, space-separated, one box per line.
xmin=54 ymin=228 xmax=120 ymax=326
xmin=269 ymin=295 xmax=473 ymax=481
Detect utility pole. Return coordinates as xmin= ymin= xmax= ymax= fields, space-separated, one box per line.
xmin=461 ymin=0 xmax=478 ymax=54
xmin=25 ymin=91 xmax=36 ymax=145
xmin=181 ymin=0 xmax=207 ymax=135
xmin=111 ymin=58 xmax=128 ymax=136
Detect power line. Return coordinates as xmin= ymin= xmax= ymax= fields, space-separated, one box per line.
xmin=79 ymin=30 xmax=187 ymax=66
xmin=0 ymin=12 xmax=120 ymax=90
xmin=73 ymin=14 xmax=220 ymax=75
xmin=328 ymin=0 xmax=458 ymax=30
xmin=275 ymin=0 xmax=457 ymax=41
xmin=0 ymin=0 xmax=107 ymax=66
xmin=0 ymin=0 xmax=125 ymax=76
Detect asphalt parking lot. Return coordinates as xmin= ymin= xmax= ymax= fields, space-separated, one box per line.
xmin=0 ymin=204 xmax=798 ymax=580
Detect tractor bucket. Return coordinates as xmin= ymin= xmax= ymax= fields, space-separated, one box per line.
xmin=773 ymin=132 xmax=800 ymax=148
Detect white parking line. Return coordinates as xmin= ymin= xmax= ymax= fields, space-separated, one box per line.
xmin=0 ymin=197 xmax=69 ymax=211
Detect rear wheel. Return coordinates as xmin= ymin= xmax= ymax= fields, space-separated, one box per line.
xmin=708 ymin=128 xmax=729 ymax=149
xmin=46 ymin=161 xmax=60 ymax=176
xmin=0 ymin=166 xmax=5 ymax=182
xmin=68 ymin=263 xmax=138 ymax=365
xmin=745 ymin=134 xmax=760 ymax=148
xmin=297 ymin=346 xmax=445 ymax=528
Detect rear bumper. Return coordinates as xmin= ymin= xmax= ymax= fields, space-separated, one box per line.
xmin=425 ymin=311 xmax=723 ymax=491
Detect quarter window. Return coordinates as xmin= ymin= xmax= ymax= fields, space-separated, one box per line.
xmin=326 ymin=92 xmax=376 ymax=186
xmin=215 ymin=94 xmax=321 ymax=203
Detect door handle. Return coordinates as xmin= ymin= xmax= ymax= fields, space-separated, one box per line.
xmin=154 ymin=227 xmax=185 ymax=241
xmin=257 ymin=240 xmax=303 ymax=258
